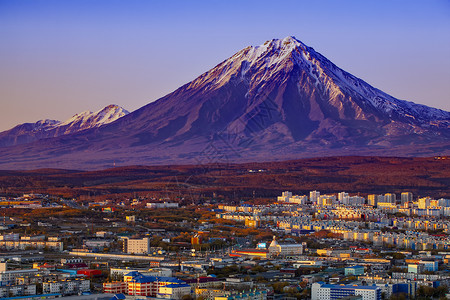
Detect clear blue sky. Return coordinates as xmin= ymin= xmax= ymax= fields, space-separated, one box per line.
xmin=1 ymin=0 xmax=449 ymax=131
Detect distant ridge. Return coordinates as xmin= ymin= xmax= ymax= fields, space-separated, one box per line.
xmin=0 ymin=104 xmax=129 ymax=147
xmin=0 ymin=36 xmax=448 ymax=170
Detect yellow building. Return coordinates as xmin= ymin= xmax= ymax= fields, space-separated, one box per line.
xmin=245 ymin=218 xmax=260 ymax=228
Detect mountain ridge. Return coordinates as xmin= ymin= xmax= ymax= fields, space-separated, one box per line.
xmin=0 ymin=104 xmax=129 ymax=147
xmin=0 ymin=36 xmax=448 ymax=170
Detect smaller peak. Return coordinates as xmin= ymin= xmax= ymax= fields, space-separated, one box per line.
xmin=104 ymin=104 xmax=120 ymax=110
xmin=105 ymin=104 xmax=119 ymax=109
xmin=100 ymin=104 xmax=130 ymax=114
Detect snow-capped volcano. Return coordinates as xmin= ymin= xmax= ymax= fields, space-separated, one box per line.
xmin=201 ymin=36 xmax=449 ymax=123
xmin=0 ymin=37 xmax=448 ymax=170
xmin=0 ymin=104 xmax=129 ymax=147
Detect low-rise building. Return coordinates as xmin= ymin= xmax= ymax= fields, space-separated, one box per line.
xmin=103 ymin=281 xmax=127 ymax=294
xmin=0 ymin=263 xmax=39 ymax=284
xmin=215 ymin=290 xmax=267 ymax=300
xmin=158 ymin=283 xmax=191 ymax=299
xmin=0 ymin=284 xmax=36 ymax=298
xmin=125 ymin=272 xmax=186 ymax=297
xmin=42 ymin=278 xmax=90 ymax=295
xmin=345 ymin=265 xmax=365 ymax=276
xmin=311 ymin=282 xmax=381 ymax=300
xmin=268 ymin=236 xmax=303 ymax=257
xmin=123 ymin=237 xmax=150 ymax=254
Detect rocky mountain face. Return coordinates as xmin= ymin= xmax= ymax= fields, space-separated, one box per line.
xmin=0 ymin=36 xmax=448 ymax=170
xmin=0 ymin=105 xmax=129 ymax=147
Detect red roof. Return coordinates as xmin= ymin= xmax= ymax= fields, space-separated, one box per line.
xmin=77 ymin=269 xmax=102 ymax=277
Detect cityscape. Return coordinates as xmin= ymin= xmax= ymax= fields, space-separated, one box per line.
xmin=1 ymin=1 xmax=450 ymax=300
xmin=1 ymin=186 xmax=450 ymax=300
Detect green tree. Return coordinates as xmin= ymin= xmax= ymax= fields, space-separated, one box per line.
xmin=389 ymin=293 xmax=408 ymax=300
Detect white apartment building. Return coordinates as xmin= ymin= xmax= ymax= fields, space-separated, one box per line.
xmin=277 ymin=191 xmax=293 ymax=202
xmin=401 ymin=192 xmax=413 ymax=204
xmin=0 ymin=284 xmax=36 ymax=298
xmin=310 ymin=191 xmax=320 ymax=204
xmin=146 ymin=202 xmax=179 ymax=209
xmin=312 ymin=282 xmax=381 ymax=300
xmin=384 ymin=193 xmax=396 ymax=204
xmin=277 ymin=191 xmax=307 ymax=204
xmin=42 ymin=278 xmax=90 ymax=295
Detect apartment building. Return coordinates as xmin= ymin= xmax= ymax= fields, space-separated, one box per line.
xmin=312 ymin=282 xmax=381 ymax=300
xmin=0 ymin=263 xmax=38 ymax=284
xmin=42 ymin=278 xmax=90 ymax=295
xmin=123 ymin=237 xmax=150 ymax=254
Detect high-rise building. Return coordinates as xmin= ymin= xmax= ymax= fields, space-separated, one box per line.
xmin=310 ymin=191 xmax=320 ymax=205
xmin=418 ymin=197 xmax=432 ymax=209
xmin=318 ymin=195 xmax=336 ymax=206
xmin=401 ymin=192 xmax=413 ymax=205
xmin=338 ymin=192 xmax=349 ymax=203
xmin=349 ymin=196 xmax=365 ymax=206
xmin=277 ymin=191 xmax=293 ymax=202
xmin=438 ymin=198 xmax=450 ymax=207
xmin=384 ymin=193 xmax=396 ymax=204
xmin=367 ymin=195 xmax=377 ymax=206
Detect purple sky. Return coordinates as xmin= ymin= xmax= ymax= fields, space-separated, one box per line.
xmin=1 ymin=0 xmax=449 ymax=131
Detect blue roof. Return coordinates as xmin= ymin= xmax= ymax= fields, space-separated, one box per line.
xmin=0 ymin=293 xmax=61 ymax=299
xmin=130 ymin=274 xmax=185 ymax=284
xmin=163 ymin=283 xmax=191 ymax=288
xmin=56 ymin=269 xmax=78 ymax=274
xmin=346 ymin=265 xmax=364 ymax=269
xmin=158 ymin=277 xmax=185 ymax=283
xmin=124 ymin=271 xmax=141 ymax=277
xmin=110 ymin=294 xmax=126 ymax=300
xmin=132 ymin=275 xmax=157 ymax=283
xmin=322 ymin=284 xmax=379 ymax=290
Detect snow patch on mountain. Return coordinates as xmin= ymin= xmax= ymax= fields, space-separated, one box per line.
xmin=32 ymin=119 xmax=61 ymax=132
xmin=58 ymin=104 xmax=129 ymax=133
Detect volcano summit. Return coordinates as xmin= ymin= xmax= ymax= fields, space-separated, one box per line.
xmin=1 ymin=36 xmax=449 ymax=170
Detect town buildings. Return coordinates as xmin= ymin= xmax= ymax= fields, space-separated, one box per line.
xmin=311 ymin=282 xmax=382 ymax=300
